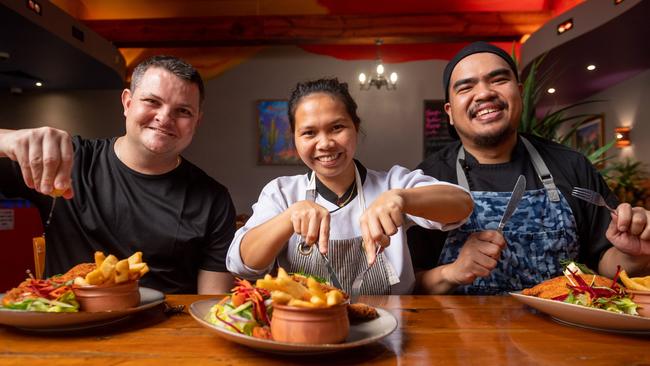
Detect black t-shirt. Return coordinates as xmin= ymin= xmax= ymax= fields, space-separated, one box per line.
xmin=407 ymin=134 xmax=617 ymax=273
xmin=0 ymin=137 xmax=236 ymax=294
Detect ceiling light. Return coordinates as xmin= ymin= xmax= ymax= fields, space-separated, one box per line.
xmin=547 ymin=88 xmax=556 ymax=94
xmin=614 ymin=0 xmax=624 ymax=5
xmin=358 ymin=39 xmax=397 ymax=91
xmin=35 ymin=81 xmax=43 ymax=87
xmin=557 ymin=19 xmax=573 ymax=35
xmin=587 ymin=64 xmax=596 ymax=71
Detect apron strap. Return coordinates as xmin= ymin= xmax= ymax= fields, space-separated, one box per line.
xmin=455 ymin=136 xmax=560 ymax=202
xmin=520 ymin=136 xmax=560 ymax=202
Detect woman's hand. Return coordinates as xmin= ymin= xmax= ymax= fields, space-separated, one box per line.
xmin=289 ymin=200 xmax=331 ymax=254
xmin=0 ymin=127 xmax=73 ymax=198
xmin=359 ymin=189 xmax=405 ymax=264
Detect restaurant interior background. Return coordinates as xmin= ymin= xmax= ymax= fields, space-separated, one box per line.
xmin=1 ymin=0 xmax=649 ymax=216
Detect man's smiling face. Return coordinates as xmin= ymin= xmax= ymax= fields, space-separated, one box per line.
xmin=445 ymin=52 xmax=522 ymax=148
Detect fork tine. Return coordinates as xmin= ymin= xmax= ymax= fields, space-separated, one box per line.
xmin=571 ymin=187 xmax=593 ymax=199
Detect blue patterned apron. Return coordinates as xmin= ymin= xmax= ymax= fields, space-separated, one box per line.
xmin=438 ymin=136 xmax=579 ymax=295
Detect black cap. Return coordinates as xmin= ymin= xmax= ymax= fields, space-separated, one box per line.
xmin=443 ymin=41 xmax=519 ymax=102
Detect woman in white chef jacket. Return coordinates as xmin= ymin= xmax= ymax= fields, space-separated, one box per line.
xmin=226 ymin=78 xmax=473 ymax=295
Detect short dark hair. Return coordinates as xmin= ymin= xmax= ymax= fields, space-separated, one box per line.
xmin=288 ymin=78 xmax=361 ymax=132
xmin=130 ymin=55 xmax=205 ymax=107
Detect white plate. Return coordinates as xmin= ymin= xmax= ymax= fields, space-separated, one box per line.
xmin=510 ymin=291 xmax=650 ymax=333
xmin=189 ymin=299 xmax=398 ymax=354
xmin=0 ymin=287 xmax=165 ymax=330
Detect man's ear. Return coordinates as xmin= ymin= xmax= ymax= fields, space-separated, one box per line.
xmin=196 ymin=111 xmax=204 ymax=127
xmin=444 ymin=102 xmax=453 ymax=125
xmin=121 ymin=89 xmax=132 ymax=118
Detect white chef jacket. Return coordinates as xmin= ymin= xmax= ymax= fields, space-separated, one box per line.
xmin=226 ymin=164 xmax=469 ymax=294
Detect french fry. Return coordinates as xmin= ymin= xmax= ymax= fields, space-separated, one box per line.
xmin=271 ymin=290 xmax=293 ymax=305
xmin=77 ymin=251 xmax=149 ymax=286
xmin=138 ymin=263 xmax=149 ymax=277
xmin=310 ymin=295 xmax=326 ymax=307
xmin=621 ymin=270 xmax=650 ymax=291
xmin=100 ymin=255 xmax=118 ymax=280
xmin=85 ymin=269 xmax=105 ymax=285
xmin=326 ymin=289 xmax=344 ymax=306
xmin=307 ymin=277 xmax=327 ymax=301
xmin=277 ymin=267 xmax=290 ymax=280
xmin=94 ymin=251 xmax=106 ymax=267
xmin=256 ymin=278 xmax=283 ymax=292
xmin=128 ymin=251 xmax=143 ymax=266
xmin=114 ymin=259 xmax=130 ymax=284
xmin=288 ymin=299 xmax=317 ymax=308
xmin=277 ymin=277 xmax=311 ymax=301
xmin=632 ymin=276 xmax=650 ymax=289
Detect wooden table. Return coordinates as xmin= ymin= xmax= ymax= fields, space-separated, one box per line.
xmin=1 ymin=295 xmax=649 ymax=365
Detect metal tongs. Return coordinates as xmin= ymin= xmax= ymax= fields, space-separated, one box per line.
xmin=297 ymin=236 xmax=343 ymax=290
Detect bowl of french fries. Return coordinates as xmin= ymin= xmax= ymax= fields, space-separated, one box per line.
xmin=256 ymin=268 xmax=349 ymax=344
xmin=620 ymin=270 xmax=650 ymax=317
xmin=72 ymin=251 xmax=149 ymax=312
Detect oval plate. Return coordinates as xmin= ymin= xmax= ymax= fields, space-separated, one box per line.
xmin=189 ymin=298 xmax=398 ymax=354
xmin=510 ymin=291 xmax=650 ymax=334
xmin=0 ymin=287 xmax=165 ymax=330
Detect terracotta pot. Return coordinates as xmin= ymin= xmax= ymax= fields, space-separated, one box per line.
xmin=271 ymin=303 xmax=349 ymax=344
xmin=627 ymin=289 xmax=650 ymax=317
xmin=73 ymin=281 xmax=140 ymax=312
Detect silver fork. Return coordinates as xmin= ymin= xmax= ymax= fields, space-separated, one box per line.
xmin=571 ymin=187 xmax=616 ymax=213
xmin=350 ymin=245 xmax=382 ymax=304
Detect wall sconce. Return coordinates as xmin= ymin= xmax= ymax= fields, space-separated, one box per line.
xmin=615 ymin=126 xmax=631 ymax=147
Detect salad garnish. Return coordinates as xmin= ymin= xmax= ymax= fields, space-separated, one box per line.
xmin=207 ymin=279 xmax=272 ymax=339
xmin=552 ymin=265 xmax=638 ymax=315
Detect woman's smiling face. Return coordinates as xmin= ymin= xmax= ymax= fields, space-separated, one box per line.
xmin=293 ymin=92 xmax=358 ymax=183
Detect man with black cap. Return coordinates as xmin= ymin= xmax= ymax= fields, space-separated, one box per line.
xmin=408 ymin=41 xmax=650 ymax=295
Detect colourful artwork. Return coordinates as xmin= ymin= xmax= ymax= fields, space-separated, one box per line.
xmin=575 ymin=116 xmax=604 ymax=156
xmin=257 ymin=100 xmax=301 ymax=165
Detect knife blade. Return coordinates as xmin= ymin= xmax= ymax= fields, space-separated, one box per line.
xmin=319 ymin=251 xmax=344 ymax=290
xmin=497 ymin=175 xmax=526 ymax=233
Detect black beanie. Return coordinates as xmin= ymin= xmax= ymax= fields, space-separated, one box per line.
xmin=443 ymin=41 xmax=519 ymax=102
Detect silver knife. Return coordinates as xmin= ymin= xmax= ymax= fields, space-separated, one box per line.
xmin=497 ymin=175 xmax=526 ymax=233
xmin=297 ymin=235 xmax=344 ymax=290
xmin=319 ymin=251 xmax=344 ymax=290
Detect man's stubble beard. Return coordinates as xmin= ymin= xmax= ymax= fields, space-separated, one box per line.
xmin=455 ymin=121 xmax=517 ymax=148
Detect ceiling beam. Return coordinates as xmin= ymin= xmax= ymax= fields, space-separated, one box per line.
xmin=84 ymin=13 xmax=550 ymax=48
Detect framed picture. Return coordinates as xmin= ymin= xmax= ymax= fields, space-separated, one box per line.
xmin=574 ymin=115 xmax=604 ymax=156
xmin=423 ymin=100 xmax=456 ymax=159
xmin=256 ymin=100 xmax=301 ymax=165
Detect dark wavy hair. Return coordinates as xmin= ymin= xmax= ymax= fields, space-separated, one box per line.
xmin=130 ymin=55 xmax=205 ymax=107
xmin=288 ymin=78 xmax=361 ymax=132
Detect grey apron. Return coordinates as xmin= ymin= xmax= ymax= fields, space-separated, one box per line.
xmin=286 ymin=166 xmax=398 ymax=295
xmin=438 ymin=136 xmax=579 ymax=295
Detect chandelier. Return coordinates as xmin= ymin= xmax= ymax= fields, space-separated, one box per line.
xmin=358 ymin=39 xmax=398 ymax=90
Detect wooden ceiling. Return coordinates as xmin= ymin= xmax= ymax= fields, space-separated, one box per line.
xmin=49 ymin=0 xmax=584 ymax=77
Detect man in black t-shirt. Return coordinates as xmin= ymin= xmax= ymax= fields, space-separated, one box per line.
xmin=408 ymin=42 xmax=650 ymax=295
xmin=0 ymin=56 xmax=235 ymax=294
